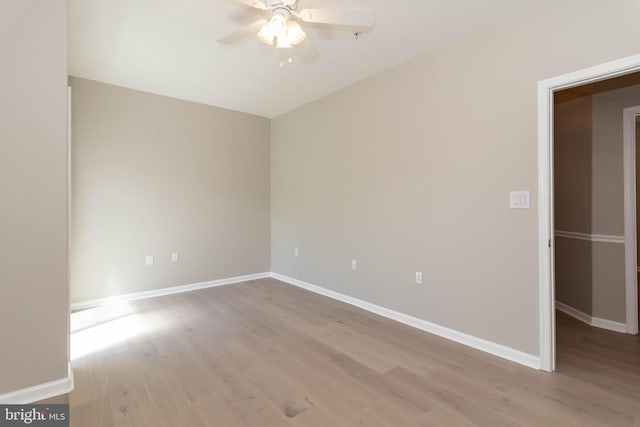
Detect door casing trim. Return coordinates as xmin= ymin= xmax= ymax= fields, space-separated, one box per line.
xmin=538 ymin=53 xmax=640 ymax=372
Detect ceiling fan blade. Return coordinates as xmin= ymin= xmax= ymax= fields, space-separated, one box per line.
xmin=218 ymin=20 xmax=266 ymax=44
xmin=297 ymin=8 xmax=375 ymax=27
xmin=229 ymin=0 xmax=268 ymax=11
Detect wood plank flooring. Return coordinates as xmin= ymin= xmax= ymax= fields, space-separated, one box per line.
xmin=47 ymin=278 xmax=640 ymax=426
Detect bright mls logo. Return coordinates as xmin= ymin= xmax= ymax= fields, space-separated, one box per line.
xmin=0 ymin=405 xmax=68 ymax=426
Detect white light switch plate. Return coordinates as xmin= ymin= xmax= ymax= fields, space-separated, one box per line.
xmin=146 ymin=255 xmax=154 ymax=265
xmin=509 ymin=191 xmax=530 ymax=209
xmin=171 ymin=253 xmax=179 ymax=262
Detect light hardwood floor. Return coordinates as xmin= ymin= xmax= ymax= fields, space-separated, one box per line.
xmin=46 ymin=278 xmax=640 ymax=426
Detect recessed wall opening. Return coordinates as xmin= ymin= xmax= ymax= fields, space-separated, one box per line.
xmin=539 ymin=56 xmax=640 ymax=372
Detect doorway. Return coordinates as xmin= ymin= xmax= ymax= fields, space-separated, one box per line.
xmin=538 ymin=54 xmax=640 ymax=372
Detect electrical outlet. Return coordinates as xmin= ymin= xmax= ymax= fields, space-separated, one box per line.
xmin=352 ymin=259 xmax=357 ymax=270
xmin=171 ymin=252 xmax=179 ymax=262
xmin=146 ymin=255 xmax=154 ymax=266
xmin=415 ymin=271 xmax=423 ymax=285
xmin=294 ymin=248 xmax=299 ymax=257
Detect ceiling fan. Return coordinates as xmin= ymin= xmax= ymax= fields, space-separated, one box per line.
xmin=218 ymin=0 xmax=376 ymax=49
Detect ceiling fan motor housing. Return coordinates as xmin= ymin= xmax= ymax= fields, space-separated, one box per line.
xmin=266 ymin=0 xmax=297 ymax=10
xmin=272 ymin=7 xmax=292 ymax=20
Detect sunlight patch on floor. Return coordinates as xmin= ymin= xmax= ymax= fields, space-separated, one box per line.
xmin=70 ymin=302 xmax=146 ymax=360
xmin=71 ymin=301 xmax=135 ymax=333
xmin=71 ymin=313 xmax=143 ymax=360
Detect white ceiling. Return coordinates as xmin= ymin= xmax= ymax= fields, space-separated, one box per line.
xmin=69 ymin=0 xmax=538 ymax=118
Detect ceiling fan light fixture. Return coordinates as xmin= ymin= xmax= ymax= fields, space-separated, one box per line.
xmin=220 ymin=1 xmax=376 ymax=50
xmin=285 ymin=21 xmax=306 ymax=46
xmin=257 ymin=24 xmax=276 ymax=45
xmin=275 ymin=36 xmax=292 ymax=49
xmin=257 ymin=19 xmax=306 ymax=48
xmin=267 ymin=13 xmax=288 ymax=37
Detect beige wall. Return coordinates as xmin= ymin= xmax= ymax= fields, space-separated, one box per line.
xmin=554 ymin=94 xmax=593 ymax=316
xmin=554 ymin=239 xmax=592 ymax=315
xmin=0 ymin=0 xmax=69 ymax=394
xmin=271 ymin=0 xmax=640 ymax=356
xmin=70 ymin=77 xmax=270 ymax=303
xmin=637 ymin=118 xmax=640 ymax=255
xmin=592 ymin=84 xmax=640 ymax=235
xmin=591 ymin=84 xmax=640 ymax=321
xmin=554 ymin=84 xmax=640 ymax=324
xmin=591 ymin=244 xmax=626 ymax=321
xmin=554 ymin=95 xmax=593 ymax=234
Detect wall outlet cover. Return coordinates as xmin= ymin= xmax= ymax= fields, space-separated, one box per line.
xmin=509 ymin=191 xmax=530 ymax=209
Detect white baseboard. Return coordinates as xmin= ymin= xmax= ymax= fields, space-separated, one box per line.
xmin=556 ymin=301 xmax=627 ymax=333
xmin=270 ymin=273 xmax=541 ymax=370
xmin=591 ymin=317 xmax=628 ymax=333
xmin=71 ymin=272 xmax=271 ymax=311
xmin=0 ymin=364 xmax=74 ymax=404
xmin=70 ymin=271 xmax=541 ymax=369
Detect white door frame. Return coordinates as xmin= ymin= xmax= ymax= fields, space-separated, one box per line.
xmin=623 ymin=105 xmax=640 ymax=335
xmin=538 ymin=53 xmax=640 ymax=372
